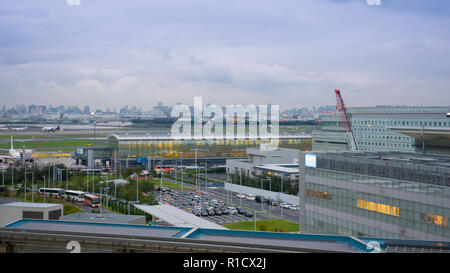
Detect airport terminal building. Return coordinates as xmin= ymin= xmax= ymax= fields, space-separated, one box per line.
xmin=74 ymin=133 xmax=312 ymax=169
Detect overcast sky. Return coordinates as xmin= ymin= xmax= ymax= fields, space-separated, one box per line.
xmin=0 ymin=0 xmax=449 ymax=110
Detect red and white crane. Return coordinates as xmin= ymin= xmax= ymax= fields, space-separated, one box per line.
xmin=335 ymin=89 xmax=358 ymax=151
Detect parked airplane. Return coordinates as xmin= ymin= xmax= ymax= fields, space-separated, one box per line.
xmin=42 ymin=125 xmax=62 ymax=132
xmin=0 ymin=135 xmax=22 ymax=162
xmin=0 ymin=125 xmax=28 ymax=131
xmin=10 ymin=126 xmax=28 ymax=131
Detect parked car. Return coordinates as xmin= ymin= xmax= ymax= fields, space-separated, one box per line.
xmin=245 ymin=194 xmax=255 ymax=201
xmin=237 ymin=207 xmax=245 ymax=214
xmin=244 ymin=211 xmax=254 ymax=217
xmin=228 ymin=207 xmax=238 ymax=215
xmin=236 ymin=193 xmax=246 ymax=199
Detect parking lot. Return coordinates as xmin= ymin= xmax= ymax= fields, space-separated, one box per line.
xmin=153 ymin=188 xmax=263 ymax=225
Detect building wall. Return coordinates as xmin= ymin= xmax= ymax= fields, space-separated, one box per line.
xmin=226 ymin=148 xmax=300 ymax=178
xmin=0 ymin=204 xmax=63 ymax=227
xmin=305 ymin=167 xmax=450 ymax=241
xmin=350 ymin=106 xmax=450 ymax=152
xmin=108 ymin=136 xmax=311 ymax=159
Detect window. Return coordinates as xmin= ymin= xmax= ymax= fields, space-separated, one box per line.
xmin=48 ymin=209 xmax=62 ymax=220
xmin=23 ymin=211 xmax=44 ymax=219
xmin=421 ymin=213 xmax=448 ymax=227
xmin=357 ymin=200 xmax=399 ymax=216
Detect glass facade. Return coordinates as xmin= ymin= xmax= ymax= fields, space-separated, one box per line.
xmin=305 ymin=167 xmax=450 ymax=240
xmin=108 ymin=135 xmax=312 ymax=159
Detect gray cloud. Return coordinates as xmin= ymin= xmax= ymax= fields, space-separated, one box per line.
xmin=0 ymin=0 xmax=449 ymax=110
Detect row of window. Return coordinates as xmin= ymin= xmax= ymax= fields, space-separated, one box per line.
xmin=358 ymin=142 xmax=413 ymax=148
xmin=355 ymin=119 xmax=450 ymax=127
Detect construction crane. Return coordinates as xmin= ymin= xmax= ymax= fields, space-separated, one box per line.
xmin=335 ymin=89 xmax=359 ymax=151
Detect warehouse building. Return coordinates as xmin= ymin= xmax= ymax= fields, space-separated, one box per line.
xmin=0 ymin=202 xmax=63 ymax=227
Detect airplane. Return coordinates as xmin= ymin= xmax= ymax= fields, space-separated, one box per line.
xmin=0 ymin=134 xmax=22 ymax=162
xmin=42 ymin=125 xmax=62 ymax=132
xmin=0 ymin=125 xmax=28 ymax=131
xmin=10 ymin=126 xmax=28 ymax=131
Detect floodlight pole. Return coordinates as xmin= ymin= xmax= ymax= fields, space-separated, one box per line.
xmin=43 ymin=176 xmax=46 ymax=204
xmin=298 ymin=151 xmax=306 ymax=234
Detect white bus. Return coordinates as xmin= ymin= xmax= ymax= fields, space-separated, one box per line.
xmin=65 ymin=190 xmax=85 ymax=202
xmin=39 ymin=188 xmax=65 ymax=198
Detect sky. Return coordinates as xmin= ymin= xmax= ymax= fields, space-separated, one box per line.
xmin=0 ymin=0 xmax=449 ymax=110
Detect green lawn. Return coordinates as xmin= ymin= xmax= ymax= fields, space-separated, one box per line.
xmin=224 ymin=219 xmax=299 ymax=233
xmin=151 ymin=179 xmax=187 ymax=189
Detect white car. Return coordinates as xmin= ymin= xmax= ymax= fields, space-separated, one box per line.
xmin=228 ymin=207 xmax=238 ymax=215
xmin=236 ymin=193 xmax=246 ymax=199
xmin=280 ymin=203 xmax=292 ymax=209
xmin=246 ymin=194 xmax=255 ymax=201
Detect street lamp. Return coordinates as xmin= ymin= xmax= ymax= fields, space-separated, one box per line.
xmin=180 ymin=153 xmax=183 ymax=193
xmin=136 ymin=174 xmax=139 ymax=203
xmin=91 ymin=112 xmax=96 ymax=146
xmin=159 ymin=159 xmax=163 ymax=202
xmin=43 ymin=176 xmax=46 ymax=204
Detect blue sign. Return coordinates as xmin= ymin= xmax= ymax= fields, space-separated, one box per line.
xmin=136 ymin=157 xmax=148 ymax=164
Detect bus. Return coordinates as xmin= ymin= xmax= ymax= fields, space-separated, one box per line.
xmin=65 ymin=190 xmax=85 ymax=202
xmin=39 ymin=188 xmax=65 ymax=198
xmin=84 ymin=193 xmax=100 ymax=208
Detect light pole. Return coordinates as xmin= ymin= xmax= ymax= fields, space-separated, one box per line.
xmin=281 ymin=177 xmax=283 ymax=219
xmin=11 ymin=165 xmax=14 ymax=187
xmin=66 ymin=169 xmax=69 ymax=190
xmin=91 ymin=112 xmax=96 ymax=146
xmin=43 ymin=176 xmax=46 ymax=204
xmin=24 ymin=165 xmax=27 ymax=202
xmin=86 ymin=171 xmax=89 ymax=193
xmin=48 ymin=165 xmax=50 ymax=188
xmin=194 ymin=148 xmax=197 ymax=191
xmin=269 ymin=177 xmax=272 ymax=219
xmin=160 ymin=159 xmax=163 ymax=202
xmin=260 ymin=178 xmax=263 ymax=211
xmin=31 ymin=172 xmax=34 ymax=203
xmin=181 ymin=156 xmax=183 ymax=192
xmin=239 ymin=169 xmax=242 ymax=207
xmin=25 ymin=168 xmax=34 ymax=203
xmin=205 ymin=161 xmax=208 ymax=195
xmin=136 ymin=174 xmax=139 ymax=203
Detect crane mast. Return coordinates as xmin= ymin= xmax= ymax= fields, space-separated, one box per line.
xmin=335 ymin=89 xmax=358 ymax=151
